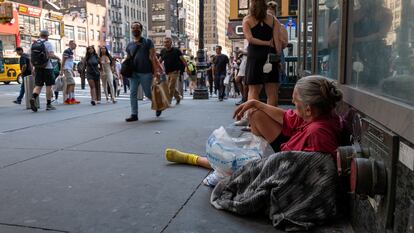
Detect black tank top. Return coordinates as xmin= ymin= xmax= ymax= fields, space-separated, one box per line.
xmin=248 ymin=21 xmax=276 ymax=57
xmin=251 ymin=21 xmax=273 ymax=41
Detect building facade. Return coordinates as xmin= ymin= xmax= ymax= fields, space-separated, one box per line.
xmin=179 ymin=0 xmax=199 ymax=56
xmin=122 ymin=0 xmax=149 ymax=57
xmin=204 ymin=0 xmax=231 ymax=55
xmin=148 ymin=0 xmax=179 ymax=51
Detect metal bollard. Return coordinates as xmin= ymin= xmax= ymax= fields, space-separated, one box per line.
xmin=24 ymin=75 xmax=39 ymax=109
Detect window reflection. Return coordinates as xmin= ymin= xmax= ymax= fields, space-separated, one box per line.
xmin=349 ymin=0 xmax=413 ymax=106
xmin=305 ymin=0 xmax=313 ymax=71
xmin=318 ymin=0 xmax=340 ymax=79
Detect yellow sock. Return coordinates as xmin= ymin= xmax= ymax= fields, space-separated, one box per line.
xmin=165 ymin=148 xmax=199 ymax=165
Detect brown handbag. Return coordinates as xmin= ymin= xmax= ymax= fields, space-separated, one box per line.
xmin=151 ymin=78 xmax=170 ymax=111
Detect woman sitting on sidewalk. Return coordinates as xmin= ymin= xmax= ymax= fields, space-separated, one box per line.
xmin=165 ymin=75 xmax=343 ymax=169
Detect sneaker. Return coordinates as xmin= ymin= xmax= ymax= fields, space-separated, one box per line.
xmin=46 ymin=104 xmax=56 ymax=111
xmin=64 ymin=99 xmax=71 ymax=105
xmin=219 ymin=98 xmax=223 ymax=101
xmin=30 ymin=98 xmax=38 ymax=112
xmin=96 ymin=101 xmax=101 ymax=104
xmin=71 ymin=98 xmax=80 ymax=104
xmin=203 ymin=171 xmax=225 ymax=187
xmin=91 ymin=101 xmax=96 ymax=106
xmin=156 ymin=110 xmax=162 ymax=117
xmin=176 ymin=97 xmax=181 ymax=105
xmin=125 ymin=115 xmax=138 ymax=122
xmin=13 ymin=100 xmax=21 ymax=104
xmin=112 ymin=99 xmax=117 ymax=104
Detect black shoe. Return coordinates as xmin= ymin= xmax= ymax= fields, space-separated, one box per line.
xmin=30 ymin=98 xmax=38 ymax=112
xmin=13 ymin=100 xmax=21 ymax=104
xmin=235 ymin=100 xmax=245 ymax=106
xmin=156 ymin=110 xmax=162 ymax=117
xmin=219 ymin=98 xmax=223 ymax=101
xmin=91 ymin=101 xmax=96 ymax=106
xmin=125 ymin=115 xmax=138 ymax=122
xmin=46 ymin=104 xmax=56 ymax=110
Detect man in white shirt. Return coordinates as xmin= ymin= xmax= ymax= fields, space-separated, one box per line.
xmin=30 ymin=30 xmax=61 ymax=112
xmin=61 ymin=40 xmax=79 ymax=104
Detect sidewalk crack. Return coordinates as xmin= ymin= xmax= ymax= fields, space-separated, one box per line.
xmin=159 ymin=172 xmax=211 ymax=233
xmin=0 ymin=222 xmax=69 ymax=232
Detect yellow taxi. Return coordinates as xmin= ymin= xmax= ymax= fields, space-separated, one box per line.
xmin=0 ymin=56 xmax=22 ymax=84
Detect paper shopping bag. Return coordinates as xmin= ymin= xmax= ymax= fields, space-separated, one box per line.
xmin=151 ymin=79 xmax=170 ymax=111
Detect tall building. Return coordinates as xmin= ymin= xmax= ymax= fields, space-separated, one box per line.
xmin=107 ymin=0 xmax=123 ymax=57
xmin=179 ymin=0 xmax=199 ymax=56
xmin=148 ymin=0 xmax=179 ymax=51
xmin=124 ymin=0 xmax=149 ymax=47
xmin=204 ymin=0 xmax=231 ymax=55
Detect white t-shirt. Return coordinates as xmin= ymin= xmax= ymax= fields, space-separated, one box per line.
xmin=63 ymin=48 xmax=74 ymax=70
xmin=40 ymin=39 xmax=55 ymax=69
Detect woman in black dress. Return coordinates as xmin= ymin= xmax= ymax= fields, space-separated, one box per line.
xmin=243 ymin=0 xmax=283 ymax=106
xmin=84 ymin=46 xmax=101 ymax=105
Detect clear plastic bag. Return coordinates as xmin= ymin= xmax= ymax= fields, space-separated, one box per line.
xmin=206 ymin=126 xmax=274 ymax=176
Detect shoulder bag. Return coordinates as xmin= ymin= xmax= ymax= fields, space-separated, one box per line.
xmin=121 ymin=43 xmax=141 ymax=77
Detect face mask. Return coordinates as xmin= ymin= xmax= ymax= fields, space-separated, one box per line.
xmin=132 ymin=30 xmax=141 ymax=37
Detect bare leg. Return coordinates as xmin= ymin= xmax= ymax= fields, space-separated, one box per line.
xmin=248 ymin=84 xmax=262 ymax=100
xmin=196 ymin=157 xmax=212 ymax=169
xmin=88 ymin=79 xmax=97 ymax=101
xmin=249 ymin=109 xmax=282 ymax=143
xmin=265 ymin=83 xmax=279 ymax=106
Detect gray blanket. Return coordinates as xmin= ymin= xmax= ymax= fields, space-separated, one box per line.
xmin=210 ymin=151 xmax=337 ymax=231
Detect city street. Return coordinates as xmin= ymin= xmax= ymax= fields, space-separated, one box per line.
xmin=0 ymin=82 xmax=351 ymax=233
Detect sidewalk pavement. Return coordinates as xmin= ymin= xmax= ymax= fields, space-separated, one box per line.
xmin=0 ymin=92 xmax=352 ymax=233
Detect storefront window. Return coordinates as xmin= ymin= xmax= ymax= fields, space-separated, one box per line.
xmin=238 ymin=0 xmax=249 ymax=18
xmin=317 ymin=0 xmax=340 ymax=80
xmin=348 ymin=0 xmax=414 ymax=106
xmin=305 ymin=0 xmax=313 ymax=71
xmin=19 ymin=15 xmax=40 ymax=36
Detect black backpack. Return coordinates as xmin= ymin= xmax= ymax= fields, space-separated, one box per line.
xmin=31 ymin=40 xmax=49 ymax=68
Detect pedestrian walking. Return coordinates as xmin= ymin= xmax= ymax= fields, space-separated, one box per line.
xmin=114 ymin=58 xmax=122 ymax=97
xmin=235 ymin=51 xmax=248 ymax=106
xmin=13 ymin=47 xmax=31 ymax=105
xmin=187 ymin=56 xmax=197 ymax=95
xmin=29 ymin=30 xmax=60 ymax=112
xmin=243 ymin=0 xmax=284 ymax=106
xmin=61 ymin=40 xmax=80 ymax=105
xmin=159 ymin=37 xmax=189 ymax=105
xmin=52 ymin=58 xmax=61 ymax=103
xmin=84 ymin=46 xmax=101 ymax=105
xmin=125 ymin=21 xmax=164 ymax=122
xmin=77 ymin=58 xmax=86 ymax=89
xmin=99 ymin=46 xmax=117 ymax=104
xmin=206 ymin=56 xmax=214 ymax=96
xmin=212 ymin=45 xmax=230 ymax=101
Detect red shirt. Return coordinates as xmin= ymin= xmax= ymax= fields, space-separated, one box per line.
xmin=281 ymin=109 xmax=342 ymax=155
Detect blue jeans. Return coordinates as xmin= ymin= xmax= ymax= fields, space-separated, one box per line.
xmin=129 ymin=72 xmax=152 ymax=115
xmin=16 ymin=80 xmax=25 ymax=102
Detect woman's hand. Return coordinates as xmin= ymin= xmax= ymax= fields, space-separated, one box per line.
xmin=233 ymin=99 xmax=259 ymax=120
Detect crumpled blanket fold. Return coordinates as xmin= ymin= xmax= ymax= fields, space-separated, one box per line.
xmin=210 ymin=151 xmax=337 ymax=231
